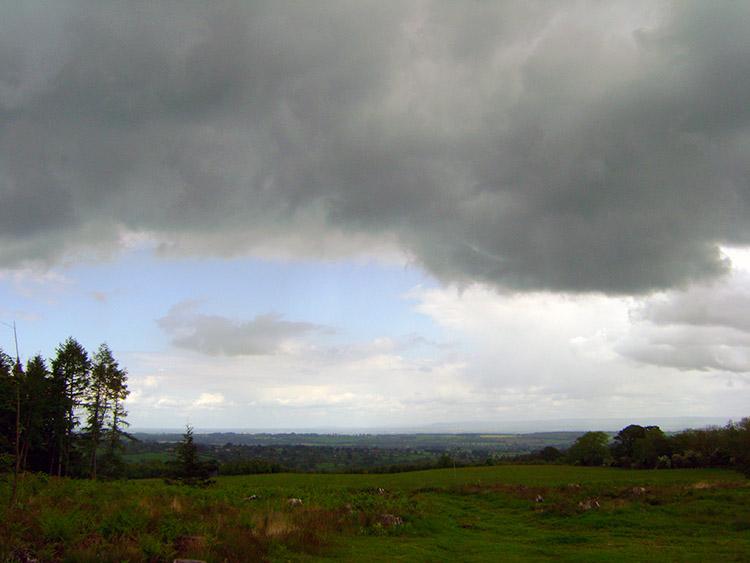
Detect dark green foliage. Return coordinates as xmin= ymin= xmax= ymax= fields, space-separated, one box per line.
xmin=611 ymin=424 xmax=671 ymax=468
xmin=173 ymin=425 xmax=214 ymax=487
xmin=19 ymin=355 xmax=58 ymax=473
xmin=51 ymin=337 xmax=91 ymax=477
xmin=567 ymin=431 xmax=612 ymax=466
xmin=632 ymin=426 xmax=671 ymax=468
xmin=611 ymin=424 xmax=646 ymax=466
xmin=0 ymin=338 xmax=131 ymax=482
xmin=728 ymin=418 xmax=750 ymax=477
xmin=607 ymin=419 xmax=750 ymax=477
xmin=83 ymin=343 xmax=131 ymax=479
xmin=540 ymin=446 xmax=562 ymax=462
xmin=0 ymin=349 xmax=15 ymax=458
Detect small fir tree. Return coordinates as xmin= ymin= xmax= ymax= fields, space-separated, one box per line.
xmin=174 ymin=424 xmax=212 ymax=486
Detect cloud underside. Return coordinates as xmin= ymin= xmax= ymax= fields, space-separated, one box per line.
xmin=618 ymin=271 xmax=750 ymax=372
xmin=157 ymin=300 xmax=322 ymax=356
xmin=1 ymin=1 xmax=748 ymax=293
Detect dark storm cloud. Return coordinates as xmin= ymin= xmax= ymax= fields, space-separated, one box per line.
xmin=157 ymin=300 xmax=323 ymax=356
xmin=1 ymin=1 xmax=748 ymax=293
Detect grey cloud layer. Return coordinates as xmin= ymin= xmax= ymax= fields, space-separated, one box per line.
xmin=619 ymin=273 xmax=750 ymax=372
xmin=157 ymin=300 xmax=322 ymax=356
xmin=1 ymin=1 xmax=748 ymax=293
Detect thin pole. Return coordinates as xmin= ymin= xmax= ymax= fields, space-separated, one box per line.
xmin=12 ymin=321 xmax=20 ymax=364
xmin=1 ymin=320 xmax=20 ymax=363
xmin=4 ymin=321 xmax=21 ymax=508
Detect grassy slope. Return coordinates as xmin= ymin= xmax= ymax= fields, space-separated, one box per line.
xmin=328 ymin=466 xmax=750 ymax=562
xmin=271 ymin=466 xmax=749 ymax=562
xmin=1 ymin=466 xmax=748 ymax=562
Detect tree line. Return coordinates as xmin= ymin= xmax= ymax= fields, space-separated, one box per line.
xmin=0 ymin=337 xmax=130 ymax=481
xmin=122 ymin=420 xmax=750 ymax=479
xmin=558 ymin=420 xmax=750 ymax=476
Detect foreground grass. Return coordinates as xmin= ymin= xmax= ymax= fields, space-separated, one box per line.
xmin=1 ymin=466 xmax=748 ymax=562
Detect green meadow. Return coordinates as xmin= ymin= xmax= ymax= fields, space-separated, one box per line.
xmin=2 ymin=465 xmax=748 ymax=562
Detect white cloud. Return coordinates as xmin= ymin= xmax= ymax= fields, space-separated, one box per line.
xmin=0 ymin=266 xmax=76 ymax=306
xmin=406 ymin=281 xmax=749 ymax=420
xmin=193 ymin=392 xmax=227 ymax=409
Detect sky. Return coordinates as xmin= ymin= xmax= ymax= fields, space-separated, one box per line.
xmin=1 ymin=1 xmax=748 ymax=431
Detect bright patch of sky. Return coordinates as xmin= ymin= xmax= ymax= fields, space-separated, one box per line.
xmin=2 ymin=251 xmax=442 ymax=357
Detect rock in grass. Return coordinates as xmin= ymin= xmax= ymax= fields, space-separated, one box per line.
xmin=10 ymin=549 xmax=39 ymax=563
xmin=578 ymin=499 xmax=601 ymax=511
xmin=174 ymin=535 xmax=207 ymax=552
xmin=378 ymin=514 xmax=404 ymax=527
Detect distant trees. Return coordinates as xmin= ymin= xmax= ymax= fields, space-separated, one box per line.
xmin=611 ymin=424 xmax=645 ymax=465
xmin=539 ymin=446 xmax=562 ymax=462
xmin=564 ymin=419 xmax=750 ymax=476
xmin=728 ymin=418 xmax=750 ymax=477
xmin=611 ymin=424 xmax=671 ymax=468
xmin=0 ymin=338 xmax=132 ymax=481
xmin=567 ymin=431 xmax=613 ymax=466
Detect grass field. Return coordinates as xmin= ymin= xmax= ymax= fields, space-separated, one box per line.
xmin=2 ymin=466 xmax=748 ymax=562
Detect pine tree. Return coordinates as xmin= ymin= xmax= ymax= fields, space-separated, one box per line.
xmin=101 ymin=348 xmax=131 ymax=478
xmin=174 ymin=424 xmax=212 ymax=486
xmin=51 ymin=337 xmax=90 ymax=476
xmin=85 ymin=343 xmax=129 ymax=479
xmin=19 ymin=355 xmax=56 ymax=473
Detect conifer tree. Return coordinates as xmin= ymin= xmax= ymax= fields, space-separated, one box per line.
xmin=20 ymin=355 xmax=55 ymax=473
xmin=51 ymin=337 xmax=90 ymax=476
xmin=85 ymin=343 xmax=129 ymax=479
xmin=174 ymin=424 xmax=211 ymax=486
xmin=101 ymin=346 xmax=131 ymax=478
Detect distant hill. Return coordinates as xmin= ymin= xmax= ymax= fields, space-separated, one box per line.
xmin=130 ymin=416 xmax=731 ymax=435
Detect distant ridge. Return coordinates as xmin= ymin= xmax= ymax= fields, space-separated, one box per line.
xmin=413 ymin=417 xmax=731 ymax=433
xmin=130 ymin=416 xmax=731 ymax=435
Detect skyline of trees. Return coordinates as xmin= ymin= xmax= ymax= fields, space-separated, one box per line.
xmin=568 ymin=420 xmax=750 ymax=476
xmin=0 ymin=337 xmax=131 ymax=481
